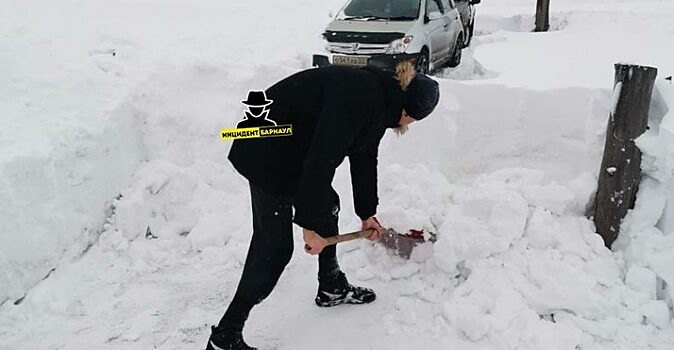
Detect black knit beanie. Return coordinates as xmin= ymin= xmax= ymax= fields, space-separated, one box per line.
xmin=404 ymin=74 xmax=440 ymax=120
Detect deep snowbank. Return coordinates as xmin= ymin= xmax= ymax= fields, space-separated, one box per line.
xmin=3 ymin=50 xmax=672 ymax=350
xmin=0 ymin=0 xmax=338 ymax=303
xmin=383 ymin=82 xmax=610 ymax=185
xmin=612 ymin=81 xmax=674 ymax=335
xmin=0 ymin=110 xmax=146 ymax=303
xmin=2 ymin=0 xmax=674 ymax=349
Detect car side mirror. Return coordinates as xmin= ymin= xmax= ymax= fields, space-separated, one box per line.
xmin=328 ymin=10 xmax=334 ymax=18
xmin=470 ymin=0 xmax=481 ymax=4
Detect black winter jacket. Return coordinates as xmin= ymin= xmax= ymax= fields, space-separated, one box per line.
xmin=228 ymin=65 xmax=406 ymax=231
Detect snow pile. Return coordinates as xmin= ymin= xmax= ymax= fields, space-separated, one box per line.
xmin=0 ymin=112 xmax=146 ymax=304
xmin=610 ymin=80 xmax=674 ymax=340
xmin=0 ymin=0 xmax=337 ymax=303
xmin=337 ymin=166 xmax=673 ymax=349
xmin=473 ymin=5 xmax=674 ymax=89
xmin=5 ymin=157 xmax=672 ymax=349
xmin=2 ymin=0 xmax=674 ymax=349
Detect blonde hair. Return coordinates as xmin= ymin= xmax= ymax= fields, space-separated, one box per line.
xmin=395 ymin=60 xmax=416 ymax=91
xmin=394 ymin=122 xmax=409 ymax=136
xmin=394 ymin=60 xmax=416 ymax=135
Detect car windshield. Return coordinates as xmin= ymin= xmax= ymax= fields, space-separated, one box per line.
xmin=340 ymin=0 xmax=421 ymax=21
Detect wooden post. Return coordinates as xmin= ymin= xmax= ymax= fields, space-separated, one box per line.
xmin=593 ymin=64 xmax=658 ymax=248
xmin=535 ymin=0 xmax=550 ymax=32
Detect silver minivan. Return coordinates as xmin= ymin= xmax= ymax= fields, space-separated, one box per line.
xmin=312 ymin=0 xmax=465 ymax=73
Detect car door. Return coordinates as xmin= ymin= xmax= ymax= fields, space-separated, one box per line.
xmin=441 ymin=0 xmax=462 ymax=53
xmin=425 ymin=0 xmax=450 ymax=65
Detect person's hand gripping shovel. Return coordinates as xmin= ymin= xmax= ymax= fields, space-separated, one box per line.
xmin=303 ymin=216 xmax=383 ymax=255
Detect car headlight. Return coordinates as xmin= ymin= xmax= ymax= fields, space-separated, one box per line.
xmin=385 ymin=36 xmax=414 ymax=54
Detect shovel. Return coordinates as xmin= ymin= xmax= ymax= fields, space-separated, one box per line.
xmin=305 ymin=228 xmax=435 ymax=259
xmin=304 ymin=229 xmax=375 ymax=252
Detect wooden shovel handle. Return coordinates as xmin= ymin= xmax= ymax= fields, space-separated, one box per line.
xmin=304 ymin=229 xmax=375 ymax=251
xmin=325 ymin=229 xmax=374 ymax=246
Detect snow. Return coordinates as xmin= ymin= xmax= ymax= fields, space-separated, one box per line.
xmin=612 ymin=82 xmax=623 ymax=116
xmin=0 ymin=109 xmax=147 ymax=303
xmin=0 ymin=0 xmax=333 ymax=304
xmin=2 ymin=0 xmax=674 ymax=349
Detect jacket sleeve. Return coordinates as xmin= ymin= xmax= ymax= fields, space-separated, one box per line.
xmin=348 ymin=127 xmax=384 ymax=221
xmin=292 ymin=89 xmax=367 ymax=231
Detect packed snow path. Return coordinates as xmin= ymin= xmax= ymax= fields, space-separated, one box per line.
xmin=2 ymin=0 xmax=674 ymax=349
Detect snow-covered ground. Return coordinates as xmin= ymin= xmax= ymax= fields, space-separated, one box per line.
xmin=2 ymin=0 xmax=674 ymax=349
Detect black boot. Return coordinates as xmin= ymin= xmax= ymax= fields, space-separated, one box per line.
xmin=205 ymin=326 xmax=256 ymax=350
xmin=315 ymin=271 xmax=376 ymax=307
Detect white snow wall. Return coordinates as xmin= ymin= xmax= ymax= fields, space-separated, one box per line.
xmin=0 ymin=67 xmax=613 ymax=306
xmin=383 ymin=83 xmax=610 ymax=184
xmin=637 ymin=82 xmax=674 ymax=231
xmin=0 ymin=110 xmax=147 ymax=304
xmin=0 ymin=0 xmax=341 ymax=306
xmin=0 ymin=0 xmax=623 ymax=308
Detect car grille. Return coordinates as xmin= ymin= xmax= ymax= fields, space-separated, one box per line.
xmin=323 ymin=30 xmax=404 ymax=44
xmin=326 ymin=42 xmax=389 ymax=55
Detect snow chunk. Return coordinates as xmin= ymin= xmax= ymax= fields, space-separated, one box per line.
xmin=390 ymin=263 xmax=421 ymax=280
xmin=642 ymin=300 xmax=671 ymax=329
xmin=433 ymin=181 xmax=528 ymax=274
xmin=625 ymin=265 xmax=657 ymax=299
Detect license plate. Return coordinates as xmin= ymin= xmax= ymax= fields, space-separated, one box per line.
xmin=333 ymin=55 xmax=368 ymax=66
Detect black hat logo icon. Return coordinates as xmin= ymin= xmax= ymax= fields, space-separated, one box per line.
xmin=241 ymin=90 xmax=273 ymax=107
xmin=237 ymin=90 xmax=277 ymax=129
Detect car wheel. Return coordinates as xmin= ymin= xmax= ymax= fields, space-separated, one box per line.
xmin=448 ymin=35 xmax=463 ymax=68
xmin=416 ymin=49 xmax=430 ymax=74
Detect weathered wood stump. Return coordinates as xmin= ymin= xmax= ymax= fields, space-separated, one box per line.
xmin=535 ymin=0 xmax=551 ymax=32
xmin=593 ymin=63 xmax=658 ymax=248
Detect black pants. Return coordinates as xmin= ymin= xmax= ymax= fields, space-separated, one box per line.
xmin=217 ymin=183 xmax=341 ymax=331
